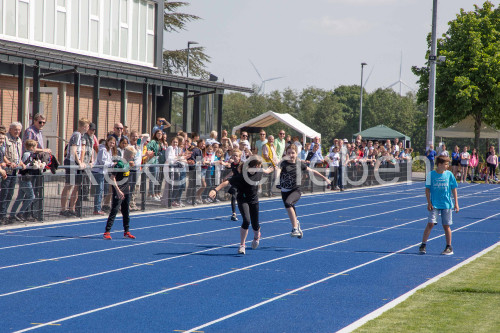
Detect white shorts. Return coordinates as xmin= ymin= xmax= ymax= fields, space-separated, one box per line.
xmin=428 ymin=208 xmax=453 ymax=225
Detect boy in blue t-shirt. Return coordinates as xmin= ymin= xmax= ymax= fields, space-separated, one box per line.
xmin=420 ymin=155 xmax=459 ymax=255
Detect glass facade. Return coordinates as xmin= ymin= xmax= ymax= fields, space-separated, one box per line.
xmin=0 ymin=0 xmax=157 ymax=68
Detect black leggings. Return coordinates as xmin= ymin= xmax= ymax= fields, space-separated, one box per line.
xmin=238 ymin=201 xmax=260 ymax=231
xmin=281 ymin=189 xmax=301 ymax=215
xmin=105 ymin=188 xmax=130 ymax=233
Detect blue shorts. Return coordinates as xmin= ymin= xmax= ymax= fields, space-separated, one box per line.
xmin=428 ymin=208 xmax=453 ymax=225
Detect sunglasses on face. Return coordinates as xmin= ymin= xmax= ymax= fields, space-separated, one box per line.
xmin=242 ymin=135 xmax=248 ymax=137
xmin=115 ymin=127 xmax=124 ymax=130
xmin=38 ymin=121 xmax=46 ymax=125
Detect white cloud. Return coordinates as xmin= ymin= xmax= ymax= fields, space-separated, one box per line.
xmin=301 ymin=17 xmax=372 ymax=36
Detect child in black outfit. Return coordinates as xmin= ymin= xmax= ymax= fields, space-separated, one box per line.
xmin=210 ymin=156 xmax=274 ymax=254
xmin=221 ymin=149 xmax=243 ymax=221
xmin=277 ymin=144 xmax=330 ymax=238
xmin=103 ymin=146 xmax=137 ymax=240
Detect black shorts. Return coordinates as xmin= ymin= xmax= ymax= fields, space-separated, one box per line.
xmin=281 ymin=188 xmax=301 ymax=208
xmin=451 ymin=160 xmax=460 ymax=166
xmin=64 ymin=159 xmax=83 ymax=185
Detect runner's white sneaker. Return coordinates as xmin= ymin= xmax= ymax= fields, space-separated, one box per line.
xmin=238 ymin=245 xmax=246 ymax=255
xmin=251 ymin=231 xmax=261 ymax=250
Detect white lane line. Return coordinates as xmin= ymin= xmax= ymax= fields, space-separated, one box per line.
xmin=183 ymin=212 xmax=500 ymax=333
xmin=0 ymin=189 xmax=431 ymax=266
xmin=0 ymin=181 xmax=419 ymax=235
xmin=0 ymin=199 xmax=428 ymax=296
xmin=337 ymin=241 xmax=500 ymax=332
xmin=2 ymin=191 xmax=495 ymax=300
xmin=15 ymin=205 xmax=500 ymax=333
xmin=0 ymin=185 xmax=423 ymax=246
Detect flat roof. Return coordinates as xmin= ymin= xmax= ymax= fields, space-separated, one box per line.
xmin=0 ymin=39 xmax=253 ymax=94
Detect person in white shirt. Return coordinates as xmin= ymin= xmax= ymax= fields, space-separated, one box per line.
xmin=328 ymin=146 xmax=340 ymax=190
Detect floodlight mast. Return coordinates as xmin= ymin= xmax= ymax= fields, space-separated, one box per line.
xmin=426 ymin=0 xmax=438 ymax=150
xmin=187 ymin=41 xmax=199 ymax=78
xmin=359 ymin=62 xmax=367 ymax=133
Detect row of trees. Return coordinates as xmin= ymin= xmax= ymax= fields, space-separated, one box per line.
xmin=222 ymin=86 xmax=427 ymax=153
xmin=163 ymin=1 xmax=500 ymax=155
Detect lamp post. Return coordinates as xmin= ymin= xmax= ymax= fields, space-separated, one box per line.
xmin=359 ymin=62 xmax=367 ymax=133
xmin=426 ymin=0 xmax=438 ymax=149
xmin=186 ymin=41 xmax=198 ymax=77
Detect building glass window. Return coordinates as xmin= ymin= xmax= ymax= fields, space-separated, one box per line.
xmin=111 ymin=0 xmax=119 ymax=56
xmin=131 ymin=0 xmax=139 ymax=61
xmin=80 ymin=0 xmax=89 ymax=50
xmin=18 ymin=0 xmax=29 ymax=39
xmin=102 ymin=0 xmax=111 ymax=55
xmin=0 ymin=0 xmax=3 ymax=34
xmin=45 ymin=0 xmax=55 ymax=44
xmin=56 ymin=1 xmax=67 ymax=47
xmin=70 ymin=0 xmax=79 ymax=48
xmin=5 ymin=0 xmax=16 ymax=36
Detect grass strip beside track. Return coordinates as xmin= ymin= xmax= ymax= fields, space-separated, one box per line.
xmin=353 ymin=243 xmax=500 ymax=332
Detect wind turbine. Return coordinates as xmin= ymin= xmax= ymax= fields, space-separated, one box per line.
xmin=386 ymin=51 xmax=415 ymax=95
xmin=249 ymin=60 xmax=285 ymax=94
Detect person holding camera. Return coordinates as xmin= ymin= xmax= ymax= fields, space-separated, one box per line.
xmin=152 ymin=117 xmax=171 ymax=134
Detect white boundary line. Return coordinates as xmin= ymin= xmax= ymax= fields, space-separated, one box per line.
xmin=0 ymin=186 xmax=429 ymax=257
xmin=11 ymin=198 xmax=500 ymax=332
xmin=0 ymin=181 xmax=417 ymax=233
xmin=183 ymin=212 xmax=500 ymax=333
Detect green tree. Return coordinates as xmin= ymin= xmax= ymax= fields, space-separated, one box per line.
xmin=412 ymin=1 xmax=500 ymax=149
xmin=162 ymin=1 xmax=210 ymax=78
xmin=333 ymin=85 xmax=363 ymax=139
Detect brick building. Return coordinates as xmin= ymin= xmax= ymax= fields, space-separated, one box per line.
xmin=0 ymin=0 xmax=251 ymax=160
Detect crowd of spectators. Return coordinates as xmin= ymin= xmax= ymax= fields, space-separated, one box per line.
xmin=0 ymin=115 xmax=414 ymax=225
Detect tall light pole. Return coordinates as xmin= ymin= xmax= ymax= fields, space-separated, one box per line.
xmin=359 ymin=62 xmax=367 ymax=133
xmin=186 ymin=41 xmax=198 ymax=77
xmin=426 ymin=0 xmax=438 ymax=149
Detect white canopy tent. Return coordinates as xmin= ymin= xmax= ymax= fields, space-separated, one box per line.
xmin=435 ymin=116 xmax=500 ymax=139
xmin=232 ymin=111 xmax=321 ymax=144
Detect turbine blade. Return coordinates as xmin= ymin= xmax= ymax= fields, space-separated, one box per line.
xmin=249 ymin=60 xmax=263 ymax=81
xmin=263 ymin=76 xmax=285 ymax=82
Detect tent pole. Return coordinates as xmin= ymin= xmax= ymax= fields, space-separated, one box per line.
xmin=303 ymin=134 xmax=306 ymax=150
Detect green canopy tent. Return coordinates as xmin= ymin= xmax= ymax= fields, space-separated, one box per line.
xmin=354 ymin=125 xmax=411 ymax=147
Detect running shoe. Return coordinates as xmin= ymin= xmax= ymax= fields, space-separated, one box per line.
xmin=296 ymin=221 xmax=303 ymax=239
xmin=441 ymin=246 xmax=454 ymax=255
xmin=231 ymin=213 xmax=238 ymax=221
xmin=252 ymin=231 xmax=261 ymax=250
xmin=419 ymin=243 xmax=426 ymax=254
xmin=103 ymin=232 xmax=112 ymax=240
xmin=124 ymin=232 xmax=136 ymax=239
xmin=238 ymin=245 xmax=246 ymax=255
xmin=291 ymin=228 xmax=301 ymax=237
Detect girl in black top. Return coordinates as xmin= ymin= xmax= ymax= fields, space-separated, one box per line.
xmin=210 ymin=157 xmax=274 ymax=255
xmin=221 ymin=149 xmax=243 ymax=221
xmin=277 ymin=144 xmax=330 ymax=238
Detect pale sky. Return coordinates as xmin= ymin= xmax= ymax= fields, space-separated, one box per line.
xmin=164 ymin=0 xmax=494 ymax=94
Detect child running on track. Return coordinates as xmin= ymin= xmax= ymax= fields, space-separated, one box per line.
xmin=276 ymin=144 xmax=330 ymax=238
xmin=419 ymin=155 xmax=459 ymax=255
xmin=103 ymin=146 xmax=137 ymax=240
xmin=209 ymin=157 xmax=275 ymax=254
xmin=221 ymin=149 xmax=243 ymax=221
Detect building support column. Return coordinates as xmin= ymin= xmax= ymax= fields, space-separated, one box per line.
xmin=73 ymin=70 xmax=80 ymax=131
xmin=33 ymin=62 xmax=40 ymax=116
xmin=120 ymin=80 xmax=127 ymax=126
xmin=18 ymin=64 xmax=26 ymax=122
xmin=93 ymin=71 xmax=100 ymax=133
xmin=142 ymin=80 xmax=149 ymax=133
xmin=217 ymin=94 xmax=223 ymax=142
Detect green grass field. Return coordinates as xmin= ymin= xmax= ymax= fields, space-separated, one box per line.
xmin=355 ymin=243 xmax=500 ymax=333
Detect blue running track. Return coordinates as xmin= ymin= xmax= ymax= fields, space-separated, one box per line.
xmin=1 ymin=182 xmax=499 ymax=332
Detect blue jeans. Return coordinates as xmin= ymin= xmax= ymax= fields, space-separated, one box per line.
xmin=0 ymin=174 xmax=17 ymax=218
xmin=10 ymin=178 xmax=35 ymax=216
xmin=93 ymin=172 xmax=105 ymax=212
